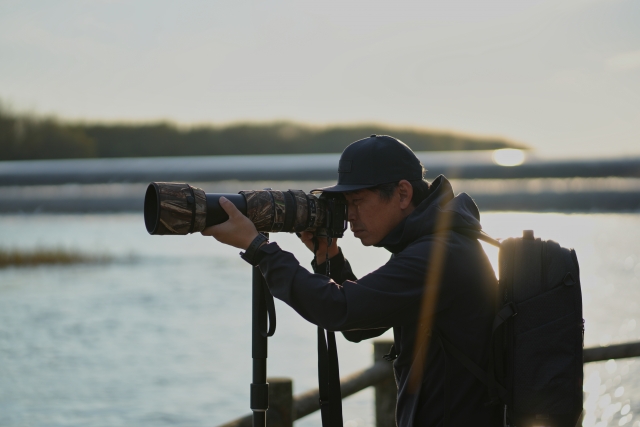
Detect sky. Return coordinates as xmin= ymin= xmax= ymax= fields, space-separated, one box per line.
xmin=0 ymin=0 xmax=639 ymax=156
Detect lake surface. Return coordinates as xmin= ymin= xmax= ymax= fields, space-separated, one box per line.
xmin=1 ymin=212 xmax=639 ymax=427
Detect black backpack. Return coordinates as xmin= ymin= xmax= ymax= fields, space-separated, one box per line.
xmin=445 ymin=229 xmax=584 ymax=427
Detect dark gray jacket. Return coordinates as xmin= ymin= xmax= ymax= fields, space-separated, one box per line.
xmin=257 ymin=176 xmax=500 ymax=426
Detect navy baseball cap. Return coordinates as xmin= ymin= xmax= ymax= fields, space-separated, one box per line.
xmin=312 ymin=134 xmax=424 ymax=193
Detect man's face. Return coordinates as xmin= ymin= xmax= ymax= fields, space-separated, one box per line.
xmin=344 ymin=185 xmax=413 ymax=246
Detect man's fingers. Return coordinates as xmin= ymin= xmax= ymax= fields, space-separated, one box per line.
xmin=219 ymin=197 xmax=241 ymax=218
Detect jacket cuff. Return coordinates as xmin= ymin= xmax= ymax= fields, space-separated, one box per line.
xmin=254 ymin=241 xmax=280 ymax=265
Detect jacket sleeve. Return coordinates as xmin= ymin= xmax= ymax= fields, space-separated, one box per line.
xmin=311 ymin=248 xmax=391 ymax=341
xmin=341 ymin=328 xmax=390 ymax=343
xmin=257 ymin=239 xmax=449 ymax=331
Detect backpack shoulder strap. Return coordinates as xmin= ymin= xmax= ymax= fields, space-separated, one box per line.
xmin=453 ymin=228 xmax=502 ymax=248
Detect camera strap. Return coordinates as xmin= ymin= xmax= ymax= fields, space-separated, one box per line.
xmin=260 ymin=232 xmax=276 ymax=338
xmin=262 ymin=281 xmax=276 ymax=337
xmin=316 ymin=236 xmax=343 ymax=427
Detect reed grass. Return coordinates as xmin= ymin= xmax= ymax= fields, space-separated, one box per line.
xmin=0 ymin=247 xmax=111 ymax=268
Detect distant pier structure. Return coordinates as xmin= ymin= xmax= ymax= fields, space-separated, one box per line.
xmin=0 ymin=151 xmax=639 ymax=213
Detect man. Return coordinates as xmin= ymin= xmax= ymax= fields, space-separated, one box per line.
xmin=203 ymin=135 xmax=500 ymax=426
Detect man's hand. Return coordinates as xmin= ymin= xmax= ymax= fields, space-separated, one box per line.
xmin=299 ymin=231 xmax=339 ymax=264
xmin=201 ymin=197 xmax=259 ymax=250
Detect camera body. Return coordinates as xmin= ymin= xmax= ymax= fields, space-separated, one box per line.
xmin=144 ymin=182 xmax=348 ymax=238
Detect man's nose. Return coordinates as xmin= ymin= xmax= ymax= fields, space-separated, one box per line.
xmin=347 ymin=206 xmax=357 ymax=222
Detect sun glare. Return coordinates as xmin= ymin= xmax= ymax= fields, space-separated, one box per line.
xmin=492 ymin=149 xmax=525 ymax=167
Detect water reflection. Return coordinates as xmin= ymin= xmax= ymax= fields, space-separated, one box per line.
xmin=0 ymin=212 xmax=639 ymax=426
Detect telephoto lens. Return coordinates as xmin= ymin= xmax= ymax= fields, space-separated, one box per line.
xmin=144 ymin=182 xmax=347 ymax=237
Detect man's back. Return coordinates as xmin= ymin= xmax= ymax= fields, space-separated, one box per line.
xmin=393 ymin=231 xmax=500 ymax=426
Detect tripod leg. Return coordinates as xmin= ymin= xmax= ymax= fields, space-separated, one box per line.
xmin=251 ymin=265 xmax=268 ymax=427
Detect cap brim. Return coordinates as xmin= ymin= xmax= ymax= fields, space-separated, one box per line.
xmin=310 ymin=183 xmax=376 ymax=194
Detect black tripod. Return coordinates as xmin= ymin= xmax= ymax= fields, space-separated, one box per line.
xmin=250 ymin=233 xmax=276 ymax=427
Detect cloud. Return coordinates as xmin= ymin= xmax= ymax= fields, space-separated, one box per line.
xmin=606 ymin=50 xmax=640 ymax=72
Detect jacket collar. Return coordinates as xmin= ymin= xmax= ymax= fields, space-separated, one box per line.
xmin=375 ymin=175 xmax=482 ymax=254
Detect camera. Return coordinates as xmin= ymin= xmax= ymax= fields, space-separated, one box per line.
xmin=144 ymin=182 xmax=348 ymax=238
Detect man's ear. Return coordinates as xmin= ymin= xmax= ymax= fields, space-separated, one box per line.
xmin=397 ymin=180 xmax=413 ymax=209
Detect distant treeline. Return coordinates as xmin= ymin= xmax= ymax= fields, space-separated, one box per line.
xmin=0 ymin=104 xmax=524 ymax=161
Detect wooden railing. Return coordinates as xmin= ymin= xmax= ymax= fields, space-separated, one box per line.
xmin=218 ymin=339 xmax=640 ymax=427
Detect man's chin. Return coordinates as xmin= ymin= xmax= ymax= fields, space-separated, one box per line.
xmin=353 ymin=230 xmax=376 ymax=246
xmin=356 ymin=236 xmax=375 ymax=246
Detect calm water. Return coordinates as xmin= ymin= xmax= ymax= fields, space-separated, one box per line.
xmin=1 ymin=212 xmax=640 ymax=427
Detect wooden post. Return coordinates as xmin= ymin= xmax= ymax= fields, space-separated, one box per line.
xmin=373 ymin=340 xmax=397 ymax=427
xmin=219 ymin=378 xmax=293 ymax=427
xmin=266 ymin=378 xmax=293 ymax=427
